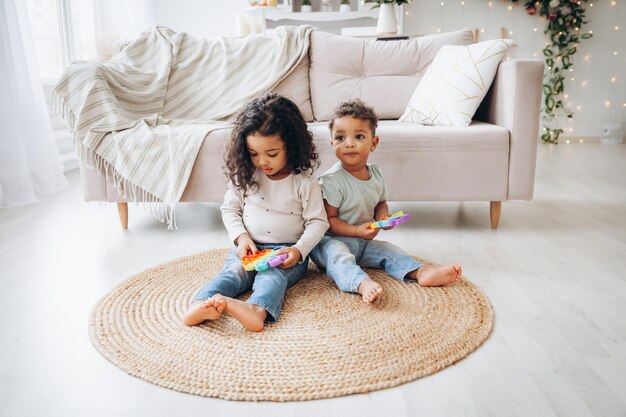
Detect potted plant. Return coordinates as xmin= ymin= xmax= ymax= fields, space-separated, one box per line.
xmin=340 ymin=0 xmax=352 ymax=12
xmin=372 ymin=0 xmax=410 ymax=34
xmin=301 ymin=0 xmax=312 ymax=12
xmin=369 ymin=0 xmax=411 ymax=6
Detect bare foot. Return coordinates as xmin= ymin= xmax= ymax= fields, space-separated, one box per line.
xmin=357 ymin=277 xmax=383 ymax=304
xmin=413 ymin=264 xmax=462 ymax=287
xmin=182 ymin=295 xmax=226 ymax=326
xmin=220 ymin=295 xmax=267 ymax=332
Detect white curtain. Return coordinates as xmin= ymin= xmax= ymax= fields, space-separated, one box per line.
xmin=0 ymin=0 xmax=67 ymax=208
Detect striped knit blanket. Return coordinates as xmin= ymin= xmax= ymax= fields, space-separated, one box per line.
xmin=53 ymin=26 xmax=313 ymax=228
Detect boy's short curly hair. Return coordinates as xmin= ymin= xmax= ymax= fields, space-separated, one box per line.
xmin=328 ymin=99 xmax=378 ymax=135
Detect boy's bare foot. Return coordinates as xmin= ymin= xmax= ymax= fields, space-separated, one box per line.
xmin=220 ymin=295 xmax=267 ymax=332
xmin=182 ymin=295 xmax=226 ymax=326
xmin=357 ymin=277 xmax=383 ymax=304
xmin=413 ymin=264 xmax=462 ymax=287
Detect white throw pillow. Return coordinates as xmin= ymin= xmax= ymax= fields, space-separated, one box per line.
xmin=399 ymin=39 xmax=513 ymax=127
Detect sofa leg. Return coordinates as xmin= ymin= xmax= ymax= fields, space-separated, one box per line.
xmin=490 ymin=201 xmax=501 ymax=229
xmin=117 ymin=202 xmax=129 ymax=229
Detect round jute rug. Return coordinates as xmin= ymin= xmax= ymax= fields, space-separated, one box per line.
xmin=89 ymin=248 xmax=493 ymax=402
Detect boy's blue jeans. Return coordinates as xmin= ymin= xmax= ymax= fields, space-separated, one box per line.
xmin=193 ymin=243 xmax=309 ymax=321
xmin=310 ymin=235 xmax=423 ymax=293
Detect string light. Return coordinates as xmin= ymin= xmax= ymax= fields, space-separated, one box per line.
xmin=605 ymin=0 xmax=622 ymax=127
xmin=426 ymin=1 xmax=623 ymax=142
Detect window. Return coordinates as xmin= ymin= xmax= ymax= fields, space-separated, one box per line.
xmin=25 ymin=0 xmax=97 ymax=83
xmin=24 ymin=0 xmax=97 ymax=172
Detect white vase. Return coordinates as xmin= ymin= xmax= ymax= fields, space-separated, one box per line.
xmin=301 ymin=4 xmax=312 ymax=12
xmin=376 ymin=3 xmax=397 ymax=35
xmin=321 ymin=0 xmax=333 ymax=11
xmin=339 ymin=4 xmax=352 ymax=12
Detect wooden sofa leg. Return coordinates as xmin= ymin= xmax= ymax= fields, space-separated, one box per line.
xmin=117 ymin=202 xmax=129 ymax=229
xmin=490 ymin=201 xmax=501 ymax=229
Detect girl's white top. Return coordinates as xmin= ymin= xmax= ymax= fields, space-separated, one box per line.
xmin=221 ymin=169 xmax=329 ymax=259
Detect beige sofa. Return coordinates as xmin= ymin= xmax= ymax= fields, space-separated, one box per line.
xmin=80 ymin=29 xmax=544 ymax=229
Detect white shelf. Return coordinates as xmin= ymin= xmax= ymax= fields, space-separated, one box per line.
xmin=262 ymin=10 xmax=378 ymax=22
xmin=239 ymin=4 xmax=402 ymax=36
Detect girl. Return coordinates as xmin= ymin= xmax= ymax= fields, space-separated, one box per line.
xmin=183 ymin=94 xmax=329 ymax=332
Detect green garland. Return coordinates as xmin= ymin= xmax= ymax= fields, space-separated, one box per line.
xmin=509 ymin=0 xmax=593 ymax=144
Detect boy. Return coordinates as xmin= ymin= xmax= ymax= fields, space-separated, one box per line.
xmin=310 ymin=99 xmax=462 ymax=303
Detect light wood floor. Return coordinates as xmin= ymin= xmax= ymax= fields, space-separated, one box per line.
xmin=1 ymin=143 xmax=625 ymax=417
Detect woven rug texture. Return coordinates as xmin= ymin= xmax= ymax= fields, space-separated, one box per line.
xmin=89 ymin=248 xmax=493 ymax=401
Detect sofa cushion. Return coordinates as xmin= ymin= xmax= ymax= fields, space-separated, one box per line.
xmin=271 ymin=54 xmax=314 ymax=122
xmin=400 ymin=39 xmax=513 ymax=127
xmin=309 ymin=30 xmax=475 ymax=122
xmin=308 ymin=120 xmax=509 ymax=201
xmin=93 ymin=120 xmax=509 ymax=203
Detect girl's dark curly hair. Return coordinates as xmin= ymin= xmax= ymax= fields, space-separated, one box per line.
xmin=225 ymin=93 xmax=319 ymax=193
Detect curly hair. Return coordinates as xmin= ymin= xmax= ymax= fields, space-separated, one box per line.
xmin=328 ymin=98 xmax=378 ymax=135
xmin=224 ymin=93 xmax=319 ymax=193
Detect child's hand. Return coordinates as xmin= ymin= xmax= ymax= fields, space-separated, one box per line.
xmin=275 ymin=247 xmax=302 ymax=269
xmin=355 ymin=222 xmax=379 ymax=240
xmin=236 ymin=233 xmax=259 ymax=259
xmin=378 ymin=213 xmax=394 ymax=231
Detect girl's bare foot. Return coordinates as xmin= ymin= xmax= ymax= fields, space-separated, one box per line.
xmin=220 ymin=295 xmax=267 ymax=332
xmin=182 ymin=295 xmax=226 ymax=326
xmin=413 ymin=264 xmax=462 ymax=287
xmin=357 ymin=277 xmax=383 ymax=303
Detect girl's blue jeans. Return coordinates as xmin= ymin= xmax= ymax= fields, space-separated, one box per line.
xmin=310 ymin=235 xmax=423 ymax=293
xmin=193 ymin=243 xmax=309 ymax=321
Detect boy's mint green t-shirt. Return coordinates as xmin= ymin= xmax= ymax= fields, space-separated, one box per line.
xmin=319 ymin=162 xmax=388 ymax=226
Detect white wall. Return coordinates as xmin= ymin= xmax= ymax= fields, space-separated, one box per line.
xmin=96 ymin=0 xmax=249 ymax=40
xmin=97 ymin=0 xmax=625 ymax=138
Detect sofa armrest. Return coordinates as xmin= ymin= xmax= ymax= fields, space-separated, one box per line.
xmin=80 ymin=165 xmax=126 ymax=202
xmin=475 ymin=59 xmax=544 ymax=200
xmin=80 ymin=165 xmax=108 ymax=202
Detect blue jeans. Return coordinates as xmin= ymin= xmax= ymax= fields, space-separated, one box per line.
xmin=310 ymin=235 xmax=423 ymax=293
xmin=193 ymin=243 xmax=309 ymax=321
